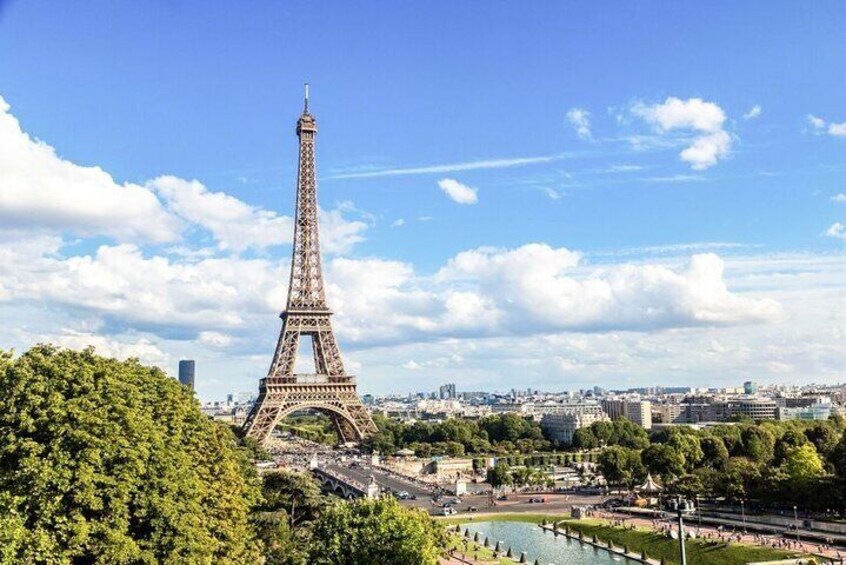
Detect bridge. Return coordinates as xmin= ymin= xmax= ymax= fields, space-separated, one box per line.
xmin=311 ymin=466 xmax=380 ymax=499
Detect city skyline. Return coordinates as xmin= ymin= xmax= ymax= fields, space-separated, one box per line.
xmin=1 ymin=2 xmax=845 ymax=400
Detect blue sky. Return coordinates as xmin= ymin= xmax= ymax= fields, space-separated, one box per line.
xmin=1 ymin=2 xmax=844 ymax=399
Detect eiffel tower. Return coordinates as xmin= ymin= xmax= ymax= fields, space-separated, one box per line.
xmin=243 ymin=85 xmax=378 ymax=445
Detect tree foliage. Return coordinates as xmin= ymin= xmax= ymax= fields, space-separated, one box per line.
xmin=362 ymin=413 xmax=548 ymax=456
xmin=486 ymin=460 xmax=512 ymax=488
xmin=308 ymin=497 xmax=445 ymax=565
xmin=598 ymin=447 xmax=646 ymax=489
xmin=0 ymin=345 xmax=262 ymax=564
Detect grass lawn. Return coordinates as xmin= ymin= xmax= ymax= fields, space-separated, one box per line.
xmin=557 ymin=518 xmax=808 ymax=565
xmin=447 ymin=531 xmax=533 ymax=564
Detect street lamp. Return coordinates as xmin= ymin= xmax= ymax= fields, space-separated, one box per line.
xmin=793 ymin=505 xmax=800 ymax=544
xmin=741 ymin=500 xmax=747 ymax=534
xmin=671 ymin=497 xmax=696 ymax=565
xmin=695 ymin=495 xmax=702 ymax=531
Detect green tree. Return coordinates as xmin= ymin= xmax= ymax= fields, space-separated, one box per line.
xmin=700 ymin=437 xmax=730 ymax=470
xmin=0 ymin=345 xmax=262 ymax=564
xmin=260 ymin=470 xmax=325 ymax=528
xmin=782 ymin=444 xmax=825 ymax=482
xmin=487 ymin=460 xmax=512 ymax=488
xmin=591 ymin=420 xmax=614 ymax=446
xmin=671 ymin=473 xmax=704 ymax=499
xmin=571 ymin=427 xmax=599 ymax=450
xmin=308 ymin=497 xmax=445 ymax=565
xmin=253 ymin=470 xmax=326 ymax=565
xmin=774 ymin=429 xmax=809 ymax=464
xmin=598 ymin=447 xmax=646 ymax=489
xmin=610 ymin=418 xmax=650 ymax=450
xmin=740 ymin=426 xmax=776 ymax=464
xmin=804 ymin=422 xmax=840 ymax=457
xmin=718 ymin=457 xmax=762 ymax=501
xmin=641 ymin=444 xmax=685 ymax=481
xmin=667 ymin=432 xmax=704 ymax=471
xmin=832 ymin=432 xmax=846 ymax=478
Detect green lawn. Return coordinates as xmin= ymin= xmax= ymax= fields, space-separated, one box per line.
xmin=557 ymin=518 xmax=808 ymax=565
xmin=447 ymin=534 xmax=507 ymax=564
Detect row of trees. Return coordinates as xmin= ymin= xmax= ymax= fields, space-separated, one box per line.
xmin=0 ymin=346 xmax=445 ymax=564
xmin=363 ymin=412 xmax=551 ymax=456
xmin=595 ymin=418 xmax=846 ymax=511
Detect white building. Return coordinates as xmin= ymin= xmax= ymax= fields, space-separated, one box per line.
xmin=540 ymin=404 xmax=609 ymax=444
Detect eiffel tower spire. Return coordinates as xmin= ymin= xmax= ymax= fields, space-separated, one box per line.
xmin=243 ymin=87 xmax=377 ymax=445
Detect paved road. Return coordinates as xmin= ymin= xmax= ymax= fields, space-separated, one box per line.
xmin=325 ymin=464 xmax=432 ymax=498
xmin=406 ymin=491 xmax=610 ymax=517
xmin=322 ymin=463 xmax=613 ymax=518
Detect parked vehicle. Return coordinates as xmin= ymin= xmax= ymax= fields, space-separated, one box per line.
xmin=441 ymin=507 xmax=457 ymax=516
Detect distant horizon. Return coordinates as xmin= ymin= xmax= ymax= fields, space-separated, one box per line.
xmin=1 ymin=2 xmax=844 ymax=401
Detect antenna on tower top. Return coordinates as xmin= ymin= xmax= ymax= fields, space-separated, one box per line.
xmin=304 ymin=82 xmax=310 ymax=114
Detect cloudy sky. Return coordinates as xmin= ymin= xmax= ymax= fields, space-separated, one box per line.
xmin=1 ymin=2 xmax=844 ymax=400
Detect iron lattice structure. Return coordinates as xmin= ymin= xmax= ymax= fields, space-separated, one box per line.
xmin=243 ymin=88 xmax=378 ymax=445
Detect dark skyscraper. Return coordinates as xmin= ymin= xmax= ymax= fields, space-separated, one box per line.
xmin=178 ymin=360 xmax=195 ymax=390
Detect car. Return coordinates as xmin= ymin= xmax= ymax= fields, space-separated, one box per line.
xmin=410 ymin=495 xmax=418 ymax=500
xmin=396 ymin=491 xmax=410 ymax=500
xmin=451 ymin=498 xmax=462 ymax=505
xmin=441 ymin=507 xmax=457 ymax=516
xmin=466 ymin=506 xmax=478 ymax=512
xmin=497 ymin=495 xmax=508 ymax=501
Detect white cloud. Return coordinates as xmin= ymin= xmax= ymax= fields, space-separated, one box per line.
xmin=826 ymin=222 xmax=846 ymax=241
xmin=541 ymin=187 xmax=564 ymax=200
xmin=151 ymin=176 xmax=292 ymax=252
xmin=198 ymin=331 xmax=233 ymax=348
xmin=0 ymin=96 xmax=181 ymax=242
xmin=634 ymin=97 xmax=725 ymax=133
xmin=331 ymin=154 xmax=567 ymax=179
xmin=566 ymin=108 xmax=592 ymax=140
xmin=632 ymin=97 xmax=732 ymax=170
xmin=318 ymin=208 xmax=368 ymax=254
xmin=742 ymin=105 xmax=762 ymax=120
xmin=679 ymin=130 xmax=732 ymax=171
xmin=4 ymin=233 xmax=844 ymax=398
xmin=437 ymin=178 xmax=478 ymax=204
xmin=391 ymin=218 xmax=405 ymax=227
xmin=402 ymin=360 xmax=422 ymax=370
xmin=0 ymin=237 xmax=285 ymax=333
xmin=0 ymin=98 xmax=367 ymax=255
xmin=804 ymin=114 xmax=846 ymax=137
xmin=829 ymin=122 xmax=846 ymax=137
xmin=808 ymin=114 xmax=826 ymax=129
xmin=831 ymin=193 xmax=846 ymax=203
xmin=150 ymin=176 xmax=366 ymax=254
xmin=47 ymin=330 xmax=169 ymax=366
xmin=435 ymin=244 xmax=781 ymax=332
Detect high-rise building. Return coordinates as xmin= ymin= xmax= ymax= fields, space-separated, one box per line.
xmin=744 ymin=381 xmax=758 ymax=395
xmin=178 ymin=360 xmax=195 ymax=390
xmin=601 ymin=399 xmax=652 ymax=429
xmin=624 ymin=400 xmax=653 ymax=429
xmin=439 ymin=383 xmax=457 ymax=399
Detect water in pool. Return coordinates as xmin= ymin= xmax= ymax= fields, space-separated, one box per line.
xmin=459 ymin=521 xmax=639 ymax=564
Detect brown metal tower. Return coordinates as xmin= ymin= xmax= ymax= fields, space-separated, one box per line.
xmin=243 ymin=86 xmax=378 ymax=445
